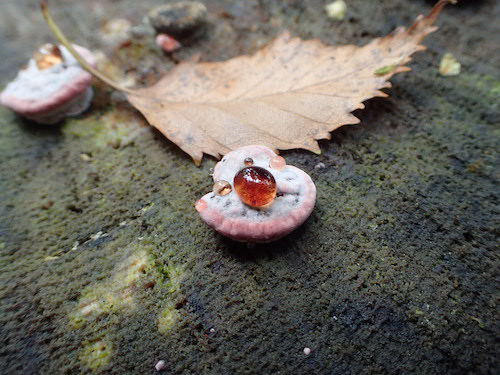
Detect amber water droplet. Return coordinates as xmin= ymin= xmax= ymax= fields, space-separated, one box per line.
xmin=244 ymin=157 xmax=254 ymax=166
xmin=34 ymin=44 xmax=64 ymax=70
xmin=213 ymin=180 xmax=232 ymax=196
xmin=269 ymin=156 xmax=286 ymax=170
xmin=234 ymin=166 xmax=277 ymax=208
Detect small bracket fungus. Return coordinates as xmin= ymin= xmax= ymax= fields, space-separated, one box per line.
xmin=155 ymin=33 xmax=182 ymax=53
xmin=0 ymin=43 xmax=96 ymax=124
xmin=195 ymin=145 xmax=316 ymax=243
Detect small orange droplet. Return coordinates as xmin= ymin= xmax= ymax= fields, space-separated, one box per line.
xmin=269 ymin=156 xmax=286 ymax=170
xmin=195 ymin=199 xmax=207 ymax=212
xmin=34 ymin=44 xmax=64 ymax=70
xmin=234 ymin=166 xmax=277 ymax=208
xmin=213 ymin=180 xmax=232 ymax=196
xmin=244 ymin=157 xmax=254 ymax=166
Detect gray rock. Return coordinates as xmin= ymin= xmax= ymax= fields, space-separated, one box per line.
xmin=148 ymin=1 xmax=208 ymax=40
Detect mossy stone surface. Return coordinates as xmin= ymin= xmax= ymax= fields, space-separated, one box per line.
xmin=1 ymin=0 xmax=498 ymax=374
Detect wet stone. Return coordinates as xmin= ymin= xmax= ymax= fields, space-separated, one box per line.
xmin=148 ymin=1 xmax=208 ymax=40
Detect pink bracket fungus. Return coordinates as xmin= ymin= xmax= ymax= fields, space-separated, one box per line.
xmin=0 ymin=43 xmax=96 ymax=124
xmin=195 ymin=145 xmax=316 ymax=243
xmin=155 ymin=33 xmax=182 ymax=53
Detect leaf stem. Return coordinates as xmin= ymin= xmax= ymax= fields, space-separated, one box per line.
xmin=40 ymin=1 xmax=134 ymax=94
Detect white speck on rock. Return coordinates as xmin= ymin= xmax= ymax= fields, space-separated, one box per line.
xmin=314 ymin=162 xmax=326 ymax=169
xmin=80 ymin=153 xmax=91 ymax=161
xmin=303 ymin=347 xmax=311 ymax=355
xmin=209 ymin=328 xmax=215 ymax=333
xmin=439 ymin=53 xmax=461 ymax=76
xmin=81 ymin=301 xmax=100 ymax=316
xmin=90 ymin=231 xmax=107 ymax=241
xmin=155 ymin=360 xmax=167 ymax=371
xmin=43 ymin=255 xmax=60 ymax=261
xmin=325 ymin=0 xmax=347 ymax=20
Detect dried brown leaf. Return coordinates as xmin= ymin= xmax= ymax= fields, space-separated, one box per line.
xmin=41 ymin=0 xmax=451 ymax=165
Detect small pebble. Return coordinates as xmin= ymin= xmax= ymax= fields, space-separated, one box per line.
xmin=439 ymin=53 xmax=461 ymax=76
xmin=304 ymin=347 xmax=311 ymax=355
xmin=130 ymin=17 xmax=156 ymax=37
xmin=314 ymin=162 xmax=326 ymax=169
xmin=155 ymin=360 xmax=167 ymax=371
xmin=209 ymin=328 xmax=215 ymax=333
xmin=148 ymin=1 xmax=208 ymax=40
xmin=325 ymin=0 xmax=347 ymax=20
xmin=80 ymin=153 xmax=91 ymax=161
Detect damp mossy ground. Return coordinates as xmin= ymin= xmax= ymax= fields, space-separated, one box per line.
xmin=1 ymin=1 xmax=499 ymax=374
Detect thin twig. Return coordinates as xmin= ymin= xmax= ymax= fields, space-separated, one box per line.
xmin=40 ymin=1 xmax=135 ymax=95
